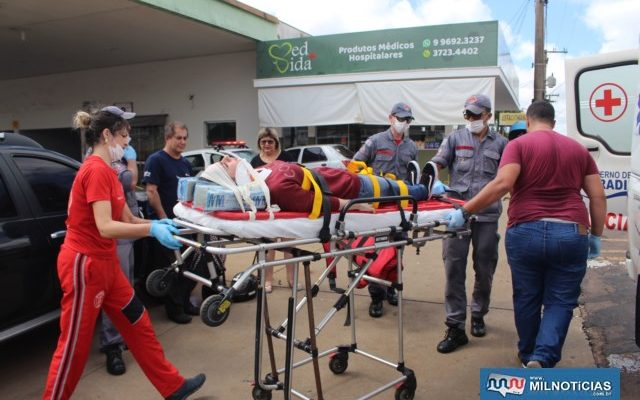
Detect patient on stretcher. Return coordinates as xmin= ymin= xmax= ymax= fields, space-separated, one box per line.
xmin=180 ymin=156 xmax=438 ymax=217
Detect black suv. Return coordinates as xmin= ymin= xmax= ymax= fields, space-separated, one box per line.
xmin=0 ymin=132 xmax=79 ymax=342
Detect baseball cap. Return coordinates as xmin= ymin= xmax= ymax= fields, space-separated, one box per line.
xmin=390 ymin=102 xmax=414 ymax=119
xmin=464 ymin=94 xmax=492 ymax=115
xmin=511 ymin=120 xmax=526 ymax=132
xmin=102 ymin=105 xmax=136 ymax=120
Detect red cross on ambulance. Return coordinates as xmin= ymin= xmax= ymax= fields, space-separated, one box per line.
xmin=589 ymin=83 xmax=628 ymax=122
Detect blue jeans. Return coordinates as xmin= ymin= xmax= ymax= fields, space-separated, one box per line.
xmin=357 ymin=175 xmax=427 ymax=201
xmin=505 ymin=220 xmax=588 ymax=367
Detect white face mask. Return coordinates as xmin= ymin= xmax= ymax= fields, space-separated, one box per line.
xmin=467 ymin=119 xmax=485 ymax=134
xmin=392 ymin=121 xmax=409 ymax=135
xmin=109 ymin=144 xmax=125 ymax=162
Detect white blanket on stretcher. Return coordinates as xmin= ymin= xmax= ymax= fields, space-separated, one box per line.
xmin=173 ymin=201 xmax=454 ymax=239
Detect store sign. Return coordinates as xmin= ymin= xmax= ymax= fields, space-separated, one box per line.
xmin=499 ymin=112 xmax=526 ymax=125
xmin=257 ymin=21 xmax=499 ymax=78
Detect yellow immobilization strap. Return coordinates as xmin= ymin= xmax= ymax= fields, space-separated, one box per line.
xmin=395 ymin=180 xmax=409 ymax=208
xmin=300 ymin=168 xmax=323 ymax=219
xmin=366 ymin=174 xmax=382 ymax=209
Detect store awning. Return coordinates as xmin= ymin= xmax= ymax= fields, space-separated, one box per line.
xmin=257 ymin=77 xmax=495 ymax=127
xmin=254 ymin=63 xmax=520 ymax=128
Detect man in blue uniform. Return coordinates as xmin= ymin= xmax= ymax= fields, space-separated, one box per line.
xmin=353 ymin=102 xmax=418 ymax=318
xmin=430 ymin=94 xmax=507 ymax=353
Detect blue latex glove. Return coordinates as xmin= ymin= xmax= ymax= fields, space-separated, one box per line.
xmin=158 ymin=218 xmax=178 ymax=227
xmin=446 ymin=208 xmax=466 ymax=229
xmin=150 ymin=220 xmax=182 ymax=250
xmin=123 ymin=145 xmax=137 ymax=161
xmin=431 ymin=180 xmax=449 ymax=196
xmin=588 ymin=234 xmax=601 ymax=259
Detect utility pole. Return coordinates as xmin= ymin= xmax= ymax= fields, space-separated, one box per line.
xmin=533 ymin=0 xmax=547 ymax=102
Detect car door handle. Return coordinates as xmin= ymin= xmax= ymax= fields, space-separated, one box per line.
xmin=320 ymin=163 xmax=327 ymax=166
xmin=0 ymin=237 xmax=30 ymax=252
xmin=50 ymin=230 xmax=66 ymax=239
xmin=587 ymin=145 xmax=599 ymax=152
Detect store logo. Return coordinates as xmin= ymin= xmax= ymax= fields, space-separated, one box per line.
xmin=268 ymin=41 xmax=315 ymax=74
xmin=486 ymin=373 xmax=526 ymax=397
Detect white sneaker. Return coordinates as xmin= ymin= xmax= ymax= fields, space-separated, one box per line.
xmin=407 ymin=160 xmax=421 ymax=186
xmin=420 ymin=161 xmax=438 ymax=198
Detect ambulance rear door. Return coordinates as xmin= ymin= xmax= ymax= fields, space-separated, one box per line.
xmin=565 ymin=49 xmax=640 ymax=231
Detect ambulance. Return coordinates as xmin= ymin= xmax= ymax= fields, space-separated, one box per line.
xmin=565 ymin=48 xmax=639 ymax=345
xmin=628 ymin=50 xmax=640 ymax=346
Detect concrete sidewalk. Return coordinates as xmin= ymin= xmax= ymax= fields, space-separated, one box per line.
xmin=2 ymin=206 xmax=594 ymax=399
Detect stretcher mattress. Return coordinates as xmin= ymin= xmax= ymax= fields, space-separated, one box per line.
xmin=173 ymin=199 xmax=459 ymax=239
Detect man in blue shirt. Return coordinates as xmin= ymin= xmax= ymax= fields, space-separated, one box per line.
xmin=143 ymin=121 xmax=194 ymax=324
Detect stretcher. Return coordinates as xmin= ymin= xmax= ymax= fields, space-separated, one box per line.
xmin=147 ymin=194 xmax=470 ymax=400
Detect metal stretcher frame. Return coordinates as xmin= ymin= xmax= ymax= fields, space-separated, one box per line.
xmin=149 ymin=196 xmax=470 ymax=400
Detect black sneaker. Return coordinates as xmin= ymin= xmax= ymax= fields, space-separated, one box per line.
xmin=165 ymin=373 xmax=206 ymax=400
xmin=165 ymin=303 xmax=192 ymax=324
xmin=436 ymin=327 xmax=469 ymax=353
xmin=105 ymin=345 xmax=126 ymax=376
xmin=406 ymin=160 xmax=421 ymax=186
xmin=368 ymin=300 xmax=383 ymax=318
xmin=471 ymin=317 xmax=486 ymax=337
xmin=183 ymin=302 xmax=200 ymax=316
xmin=387 ymin=288 xmax=398 ymax=306
xmin=420 ymin=161 xmax=438 ymax=199
xmin=517 ymin=352 xmax=528 ymax=368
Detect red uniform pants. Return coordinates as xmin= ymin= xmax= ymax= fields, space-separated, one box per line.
xmin=43 ymin=248 xmax=184 ymax=400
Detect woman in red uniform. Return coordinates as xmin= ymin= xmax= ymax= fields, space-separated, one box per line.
xmin=43 ymin=107 xmax=205 ymax=400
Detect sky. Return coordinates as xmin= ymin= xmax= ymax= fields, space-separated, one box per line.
xmin=241 ymin=0 xmax=640 ymax=132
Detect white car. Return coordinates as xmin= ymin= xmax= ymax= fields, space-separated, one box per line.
xmin=183 ymin=147 xmax=257 ymax=175
xmin=284 ymin=144 xmax=354 ymax=169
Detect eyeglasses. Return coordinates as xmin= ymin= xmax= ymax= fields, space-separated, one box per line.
xmin=395 ymin=116 xmax=413 ymax=123
xmin=260 ymin=139 xmax=275 ymax=145
xmin=111 ymin=129 xmax=129 ymax=138
xmin=463 ymin=111 xmax=483 ymax=120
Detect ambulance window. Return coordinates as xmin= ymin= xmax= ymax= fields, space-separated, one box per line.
xmin=576 ymin=62 xmax=636 ymax=155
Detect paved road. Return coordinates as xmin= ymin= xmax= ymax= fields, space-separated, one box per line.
xmin=1 ymin=205 xmax=638 ymax=399
xmin=581 ymin=228 xmax=640 ymax=400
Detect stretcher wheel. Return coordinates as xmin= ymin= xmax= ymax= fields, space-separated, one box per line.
xmin=394 ymin=385 xmax=415 ymax=400
xmin=146 ymin=269 xmax=173 ymax=298
xmin=200 ymin=294 xmax=230 ymax=327
xmin=251 ymin=386 xmax=272 ymax=400
xmin=328 ymin=352 xmax=348 ymax=374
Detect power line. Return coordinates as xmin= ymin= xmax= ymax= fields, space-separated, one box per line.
xmin=510 ymin=0 xmax=531 ymax=37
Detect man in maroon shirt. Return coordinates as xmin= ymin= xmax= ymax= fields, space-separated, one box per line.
xmin=446 ymin=101 xmax=606 ymax=368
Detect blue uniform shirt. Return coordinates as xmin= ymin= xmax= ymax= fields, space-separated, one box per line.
xmin=431 ymin=127 xmax=507 ymax=222
xmin=353 ymin=128 xmax=417 ymax=180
